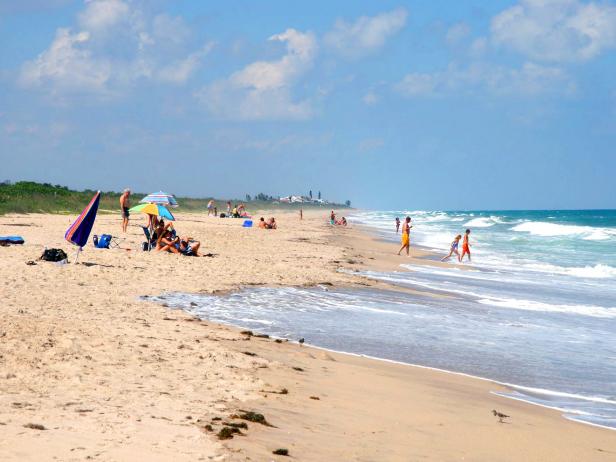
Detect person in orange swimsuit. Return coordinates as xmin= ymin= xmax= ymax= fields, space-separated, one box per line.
xmin=459 ymin=228 xmax=471 ymax=262
xmin=397 ymin=216 xmax=412 ymax=256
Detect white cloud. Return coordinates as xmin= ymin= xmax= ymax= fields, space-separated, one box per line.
xmin=395 ymin=61 xmax=575 ymax=97
xmin=197 ymin=29 xmax=317 ymax=120
xmin=157 ymin=42 xmax=215 ymax=84
xmin=491 ymin=0 xmax=616 ymax=62
xmin=19 ymin=1 xmax=205 ymax=99
xmin=324 ymin=8 xmax=407 ymax=58
xmin=20 ymin=28 xmax=112 ymax=93
xmin=78 ymin=0 xmax=130 ymax=33
xmin=446 ymin=22 xmax=471 ymax=45
xmin=362 ymin=91 xmax=379 ymax=105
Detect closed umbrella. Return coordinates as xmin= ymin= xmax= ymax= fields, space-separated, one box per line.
xmin=139 ymin=191 xmax=178 ymax=207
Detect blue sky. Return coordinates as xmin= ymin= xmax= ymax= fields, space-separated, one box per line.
xmin=1 ymin=0 xmax=615 ymax=210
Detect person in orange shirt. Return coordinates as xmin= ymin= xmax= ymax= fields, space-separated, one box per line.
xmin=459 ymin=229 xmax=472 ymax=262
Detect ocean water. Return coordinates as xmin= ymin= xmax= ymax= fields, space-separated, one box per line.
xmin=148 ymin=209 xmax=616 ymax=430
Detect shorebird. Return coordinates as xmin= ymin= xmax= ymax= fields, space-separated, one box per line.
xmin=492 ymin=409 xmax=510 ymax=423
xmin=298 ymin=338 xmax=305 ymax=346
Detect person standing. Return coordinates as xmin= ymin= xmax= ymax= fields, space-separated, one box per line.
xmin=330 ymin=210 xmax=336 ymax=225
xmin=459 ymin=229 xmax=472 ymax=262
xmin=119 ymin=188 xmax=131 ymax=233
xmin=395 ymin=217 xmax=400 ymax=233
xmin=300 ymin=208 xmax=303 ymax=220
xmin=207 ymin=200 xmax=214 ymax=216
xmin=226 ymin=201 xmax=232 ymax=216
xmin=397 ymin=216 xmax=412 ymax=256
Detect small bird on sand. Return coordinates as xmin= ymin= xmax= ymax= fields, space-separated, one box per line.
xmin=299 ymin=338 xmax=305 ymax=346
xmin=492 ymin=409 xmax=510 ymax=423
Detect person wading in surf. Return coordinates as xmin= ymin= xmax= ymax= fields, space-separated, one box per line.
xmin=459 ymin=228 xmax=472 ymax=262
xmin=397 ymin=216 xmax=412 ymax=256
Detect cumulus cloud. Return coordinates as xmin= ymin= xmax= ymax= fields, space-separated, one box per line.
xmin=20 ymin=28 xmax=112 ymax=93
xmin=491 ymin=0 xmax=616 ymax=62
xmin=197 ymin=29 xmax=317 ymax=120
xmin=78 ymin=0 xmax=130 ymax=32
xmin=324 ymin=8 xmax=407 ymax=58
xmin=395 ymin=61 xmax=575 ymax=97
xmin=19 ymin=0 xmax=208 ymax=98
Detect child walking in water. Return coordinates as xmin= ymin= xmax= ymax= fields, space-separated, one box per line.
xmin=459 ymin=229 xmax=471 ymax=262
xmin=441 ymin=235 xmax=462 ymax=261
xmin=395 ymin=217 xmax=400 ymax=233
xmin=397 ymin=217 xmax=412 ymax=256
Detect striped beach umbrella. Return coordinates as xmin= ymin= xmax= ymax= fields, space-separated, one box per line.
xmin=139 ymin=191 xmax=178 ymax=207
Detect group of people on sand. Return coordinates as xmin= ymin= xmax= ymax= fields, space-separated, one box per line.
xmin=258 ymin=217 xmax=277 ymax=229
xmin=395 ymin=216 xmax=472 ymax=262
xmin=330 ymin=210 xmax=347 ymax=226
xmin=148 ymin=216 xmax=202 ymax=256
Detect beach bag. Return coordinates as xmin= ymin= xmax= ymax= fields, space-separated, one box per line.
xmin=40 ymin=248 xmax=68 ymax=262
xmin=93 ymin=234 xmax=112 ymax=249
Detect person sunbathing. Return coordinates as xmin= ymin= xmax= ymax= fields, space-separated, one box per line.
xmin=156 ymin=226 xmax=180 ymax=253
xmin=266 ymin=217 xmax=277 ymax=229
xmin=258 ymin=217 xmax=267 ymax=229
xmin=178 ymin=236 xmax=201 ymax=256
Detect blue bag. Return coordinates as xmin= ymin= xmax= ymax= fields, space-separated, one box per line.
xmin=94 ymin=234 xmax=112 ymax=249
xmin=242 ymin=220 xmax=253 ymax=228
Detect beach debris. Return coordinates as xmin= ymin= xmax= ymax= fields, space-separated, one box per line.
xmin=23 ymin=423 xmax=46 ymax=430
xmin=217 ymin=426 xmax=242 ymax=440
xmin=243 ymin=351 xmax=257 ymax=357
xmin=309 ymin=396 xmax=320 ymax=400
xmin=203 ymin=424 xmax=213 ymax=432
xmin=274 ymin=338 xmax=284 ymax=343
xmin=298 ymin=338 xmax=305 ymax=346
xmin=261 ymin=388 xmax=288 ymax=395
xmin=25 ymin=260 xmax=37 ymax=266
xmin=222 ymin=421 xmax=248 ymax=429
xmin=292 ymin=367 xmax=304 ymax=372
xmin=211 ymin=417 xmax=222 ymax=421
xmin=240 ymin=330 xmax=253 ymax=337
xmin=254 ymin=333 xmax=270 ymax=339
xmin=273 ymin=448 xmax=289 ymax=456
xmin=492 ymin=409 xmax=510 ymax=423
xmin=234 ymin=410 xmax=274 ymax=427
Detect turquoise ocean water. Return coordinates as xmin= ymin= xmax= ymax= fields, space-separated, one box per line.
xmin=151 ymin=209 xmax=616 ymax=429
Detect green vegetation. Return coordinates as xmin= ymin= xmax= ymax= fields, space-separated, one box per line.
xmin=0 ymin=181 xmax=349 ymax=215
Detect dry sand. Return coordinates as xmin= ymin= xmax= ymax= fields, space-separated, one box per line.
xmin=0 ymin=209 xmax=614 ymax=461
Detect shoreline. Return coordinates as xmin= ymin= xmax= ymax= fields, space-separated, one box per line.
xmin=1 ymin=210 xmax=615 ymax=461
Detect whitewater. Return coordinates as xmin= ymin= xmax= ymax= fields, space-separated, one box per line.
xmin=150 ymin=209 xmax=616 ymax=430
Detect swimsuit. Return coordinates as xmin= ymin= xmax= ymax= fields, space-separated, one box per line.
xmin=451 ymin=241 xmax=459 ymax=251
xmin=122 ymin=207 xmax=130 ymax=218
xmin=401 ymin=232 xmax=409 ymax=246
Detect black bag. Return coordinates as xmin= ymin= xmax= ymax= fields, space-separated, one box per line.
xmin=40 ymin=248 xmax=68 ymax=262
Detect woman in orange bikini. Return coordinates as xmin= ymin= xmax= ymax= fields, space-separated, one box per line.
xmin=459 ymin=229 xmax=471 ymax=262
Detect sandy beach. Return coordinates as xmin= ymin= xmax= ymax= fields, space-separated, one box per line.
xmin=1 ymin=209 xmax=615 ymax=461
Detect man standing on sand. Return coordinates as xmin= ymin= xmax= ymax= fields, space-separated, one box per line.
xmin=207 ymin=200 xmax=214 ymax=216
xmin=395 ymin=217 xmax=400 ymax=233
xmin=397 ymin=216 xmax=412 ymax=256
xmin=300 ymin=208 xmax=303 ymax=220
xmin=119 ymin=188 xmax=131 ymax=233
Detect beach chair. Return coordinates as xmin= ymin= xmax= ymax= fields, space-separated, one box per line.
xmin=93 ymin=234 xmax=125 ymax=249
xmin=140 ymin=226 xmax=157 ymax=251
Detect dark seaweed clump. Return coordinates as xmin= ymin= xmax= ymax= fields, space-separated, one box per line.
xmin=217 ymin=426 xmax=242 ymax=440
xmin=273 ymin=448 xmax=289 ymax=456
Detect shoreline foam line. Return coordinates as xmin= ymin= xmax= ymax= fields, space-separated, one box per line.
xmin=148 ymin=294 xmax=616 ymax=433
